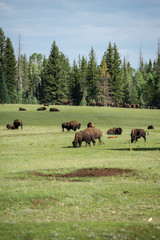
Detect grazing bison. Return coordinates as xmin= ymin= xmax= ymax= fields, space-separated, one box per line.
xmin=87 ymin=121 xmax=95 ymax=128
xmin=37 ymin=107 xmax=46 ymax=111
xmin=107 ymin=127 xmax=122 ymax=135
xmin=44 ymin=103 xmax=49 ymax=106
xmin=72 ymin=131 xmax=91 ymax=147
xmin=62 ymin=120 xmax=81 ymax=132
xmin=148 ymin=125 xmax=154 ymax=129
xmin=19 ymin=107 xmax=26 ymax=111
xmin=84 ymin=127 xmax=103 ymax=145
xmin=13 ymin=119 xmax=23 ymax=129
xmin=50 ymin=107 xmax=59 ymax=112
xmin=6 ymin=124 xmax=15 ymax=130
xmin=131 ymin=129 xmax=147 ymax=143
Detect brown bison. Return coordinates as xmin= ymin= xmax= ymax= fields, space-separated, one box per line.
xmin=107 ymin=128 xmax=122 ymax=135
xmin=62 ymin=122 xmax=70 ymax=132
xmin=96 ymin=102 xmax=104 ymax=107
xmin=37 ymin=107 xmax=46 ymax=111
xmin=131 ymin=129 xmax=147 ymax=143
xmin=6 ymin=124 xmax=15 ymax=130
xmin=62 ymin=120 xmax=81 ymax=132
xmin=90 ymin=102 xmax=96 ymax=106
xmin=148 ymin=125 xmax=154 ymax=129
xmin=87 ymin=121 xmax=95 ymax=128
xmin=84 ymin=127 xmax=103 ymax=145
xmin=72 ymin=131 xmax=91 ymax=147
xmin=19 ymin=107 xmax=26 ymax=111
xmin=61 ymin=99 xmax=70 ymax=105
xmin=13 ymin=119 xmax=23 ymax=129
xmin=50 ymin=107 xmax=59 ymax=112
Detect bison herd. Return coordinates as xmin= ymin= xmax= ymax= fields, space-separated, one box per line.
xmin=5 ymin=114 xmax=153 ymax=147
xmin=61 ymin=120 xmax=152 ymax=147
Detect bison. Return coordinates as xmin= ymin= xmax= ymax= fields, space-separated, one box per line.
xmin=61 ymin=99 xmax=70 ymax=105
xmin=131 ymin=129 xmax=147 ymax=143
xmin=13 ymin=119 xmax=23 ymax=129
xmin=6 ymin=124 xmax=15 ymax=130
xmin=84 ymin=127 xmax=103 ymax=145
xmin=19 ymin=107 xmax=26 ymax=111
xmin=107 ymin=127 xmax=122 ymax=135
xmin=50 ymin=107 xmax=59 ymax=112
xmin=62 ymin=120 xmax=81 ymax=132
xmin=72 ymin=131 xmax=91 ymax=147
xmin=96 ymin=102 xmax=104 ymax=107
xmin=90 ymin=102 xmax=96 ymax=106
xmin=37 ymin=107 xmax=46 ymax=111
xmin=87 ymin=121 xmax=95 ymax=128
xmin=148 ymin=125 xmax=154 ymax=129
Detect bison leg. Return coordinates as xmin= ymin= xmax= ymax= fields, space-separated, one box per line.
xmin=78 ymin=141 xmax=82 ymax=147
xmin=98 ymin=137 xmax=102 ymax=145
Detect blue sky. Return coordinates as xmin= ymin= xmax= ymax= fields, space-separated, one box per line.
xmin=0 ymin=0 xmax=160 ymax=68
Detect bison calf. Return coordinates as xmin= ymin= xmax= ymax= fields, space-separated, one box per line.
xmin=72 ymin=131 xmax=91 ymax=147
xmin=6 ymin=124 xmax=15 ymax=130
xmin=131 ymin=129 xmax=147 ymax=143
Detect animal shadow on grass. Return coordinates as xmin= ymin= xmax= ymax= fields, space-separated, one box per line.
xmin=106 ymin=147 xmax=160 ymax=151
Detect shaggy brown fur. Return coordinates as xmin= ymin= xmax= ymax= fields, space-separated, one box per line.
xmin=131 ymin=129 xmax=147 ymax=143
xmin=72 ymin=131 xmax=91 ymax=147
xmin=13 ymin=119 xmax=23 ymax=129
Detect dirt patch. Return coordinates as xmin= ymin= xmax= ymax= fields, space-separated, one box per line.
xmin=30 ymin=168 xmax=132 ymax=178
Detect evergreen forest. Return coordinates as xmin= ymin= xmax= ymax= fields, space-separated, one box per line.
xmin=1 ymin=27 xmax=160 ymax=108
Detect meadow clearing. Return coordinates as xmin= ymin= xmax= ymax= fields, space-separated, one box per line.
xmin=0 ymin=104 xmax=160 ymax=240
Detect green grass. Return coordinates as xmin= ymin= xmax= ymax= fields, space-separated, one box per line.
xmin=0 ymin=104 xmax=160 ymax=240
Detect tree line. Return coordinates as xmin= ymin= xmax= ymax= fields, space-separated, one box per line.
xmin=0 ymin=27 xmax=160 ymax=108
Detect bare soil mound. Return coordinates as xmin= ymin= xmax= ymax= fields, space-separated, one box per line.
xmin=31 ymin=168 xmax=132 ymax=178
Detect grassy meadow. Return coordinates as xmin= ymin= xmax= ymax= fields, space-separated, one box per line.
xmin=0 ymin=104 xmax=160 ymax=240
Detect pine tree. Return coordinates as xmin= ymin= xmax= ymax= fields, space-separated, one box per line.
xmin=86 ymin=47 xmax=99 ymax=104
xmin=111 ymin=43 xmax=123 ymax=104
xmin=104 ymin=42 xmax=114 ymax=77
xmin=40 ymin=56 xmax=48 ymax=103
xmin=44 ymin=41 xmax=69 ymax=104
xmin=121 ymin=58 xmax=131 ymax=104
xmin=20 ymin=54 xmax=29 ymax=103
xmin=0 ymin=64 xmax=10 ymax=103
xmin=79 ymin=56 xmax=88 ymax=99
xmin=155 ymin=52 xmax=160 ymax=108
xmin=3 ymin=37 xmax=17 ymax=103
xmin=0 ymin=28 xmax=5 ymax=67
xmin=70 ymin=60 xmax=82 ymax=105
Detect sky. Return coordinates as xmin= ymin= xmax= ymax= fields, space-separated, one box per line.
xmin=0 ymin=0 xmax=160 ymax=68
